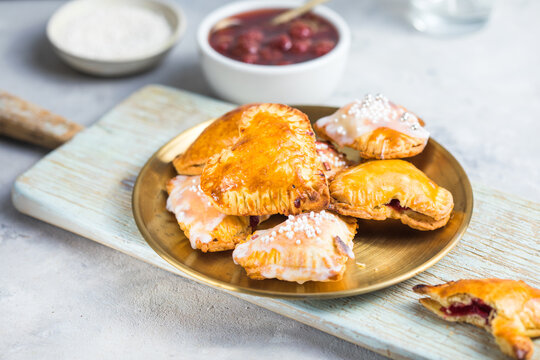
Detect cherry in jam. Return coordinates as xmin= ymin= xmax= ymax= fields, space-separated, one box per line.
xmin=209 ymin=9 xmax=339 ymax=66
xmin=441 ymin=298 xmax=494 ymax=324
xmin=386 ymin=199 xmax=410 ymax=212
xmin=249 ymin=216 xmax=261 ymax=229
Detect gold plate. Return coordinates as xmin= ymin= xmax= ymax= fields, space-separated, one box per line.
xmin=132 ymin=105 xmax=473 ymax=299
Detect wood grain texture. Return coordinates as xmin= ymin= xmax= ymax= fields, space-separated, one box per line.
xmin=11 ymin=85 xmax=540 ymax=360
xmin=0 ymin=91 xmax=83 ymax=148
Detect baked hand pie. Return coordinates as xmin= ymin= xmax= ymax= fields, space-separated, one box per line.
xmin=315 ymin=140 xmax=351 ymax=179
xmin=201 ymin=103 xmax=329 ymax=216
xmin=173 ymin=104 xmax=258 ymax=175
xmin=232 ymin=211 xmax=357 ymax=283
xmin=172 ymin=105 xmax=346 ymax=177
xmin=329 ymin=159 xmax=453 ymax=230
xmin=314 ymin=94 xmax=429 ymax=159
xmin=166 ymin=175 xmax=266 ymax=252
xmin=413 ymin=279 xmax=540 ymax=360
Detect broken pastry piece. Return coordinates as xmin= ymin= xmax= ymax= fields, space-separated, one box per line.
xmin=315 ymin=140 xmax=351 ymax=179
xmin=201 ymin=103 xmax=329 ymax=216
xmin=413 ymin=279 xmax=540 ymax=360
xmin=329 ymin=160 xmax=453 ymax=230
xmin=173 ymin=104 xmax=258 ymax=175
xmin=232 ymin=211 xmax=357 ymax=283
xmin=314 ymin=94 xmax=429 ymax=159
xmin=166 ymin=175 xmax=264 ymax=252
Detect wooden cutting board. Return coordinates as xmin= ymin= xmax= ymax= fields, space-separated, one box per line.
xmin=12 ymin=85 xmax=539 ymax=360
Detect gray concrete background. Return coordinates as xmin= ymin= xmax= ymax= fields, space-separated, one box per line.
xmin=1 ymin=0 xmax=538 ymax=359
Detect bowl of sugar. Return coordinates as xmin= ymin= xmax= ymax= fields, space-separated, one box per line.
xmin=47 ymin=0 xmax=185 ymax=76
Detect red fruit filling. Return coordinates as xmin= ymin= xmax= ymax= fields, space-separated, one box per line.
xmin=289 ymin=20 xmax=313 ymax=39
xmin=249 ymin=216 xmax=260 ymax=229
xmin=385 ymin=199 xmax=410 ymax=212
xmin=240 ymin=53 xmax=259 ymax=64
xmin=238 ymin=29 xmax=264 ymax=43
xmin=313 ymin=39 xmax=336 ymax=56
xmin=259 ymin=47 xmax=283 ymax=62
xmin=271 ymin=34 xmax=292 ymax=51
xmin=291 ymin=39 xmax=312 ymax=54
xmin=441 ymin=298 xmax=494 ymax=324
xmin=209 ymin=9 xmax=339 ymax=65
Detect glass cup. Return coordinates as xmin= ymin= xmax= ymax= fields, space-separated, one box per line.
xmin=409 ymin=0 xmax=495 ymax=35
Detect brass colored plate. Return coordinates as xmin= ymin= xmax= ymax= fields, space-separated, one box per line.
xmin=132 ymin=106 xmax=473 ymax=299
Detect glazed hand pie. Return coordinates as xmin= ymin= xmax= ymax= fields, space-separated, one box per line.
xmin=166 ymin=175 xmax=262 ymax=252
xmin=201 ymin=103 xmax=329 ymax=216
xmin=314 ymin=94 xmax=429 ymax=159
xmin=315 ymin=140 xmax=351 ymax=179
xmin=413 ymin=279 xmax=540 ymax=360
xmin=173 ymin=104 xmax=258 ymax=175
xmin=329 ymin=159 xmax=453 ymax=230
xmin=232 ymin=211 xmax=357 ymax=283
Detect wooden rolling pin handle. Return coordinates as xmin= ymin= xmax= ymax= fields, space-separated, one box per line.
xmin=0 ymin=91 xmax=84 ymax=149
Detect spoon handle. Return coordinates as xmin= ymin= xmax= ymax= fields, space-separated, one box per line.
xmin=0 ymin=91 xmax=83 ymax=149
xmin=271 ymin=0 xmax=332 ymax=26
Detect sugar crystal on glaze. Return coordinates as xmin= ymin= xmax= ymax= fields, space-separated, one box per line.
xmin=232 ymin=211 xmax=356 ymax=283
xmin=315 ymin=141 xmax=347 ymax=169
xmin=166 ymin=175 xmax=226 ymax=248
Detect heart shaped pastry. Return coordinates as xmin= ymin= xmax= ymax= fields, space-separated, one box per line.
xmin=173 ymin=104 xmax=259 ymax=175
xmin=414 ymin=279 xmax=540 ymax=360
xmin=201 ymin=103 xmax=329 ymax=216
xmin=329 ymin=159 xmax=453 ymax=230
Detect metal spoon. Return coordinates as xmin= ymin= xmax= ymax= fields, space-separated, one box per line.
xmin=211 ymin=0 xmax=331 ymax=32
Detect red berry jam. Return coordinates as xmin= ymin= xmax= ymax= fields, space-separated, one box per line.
xmin=209 ymin=9 xmax=339 ymax=66
xmin=249 ymin=216 xmax=261 ymax=230
xmin=441 ymin=298 xmax=494 ymax=324
xmin=385 ymin=199 xmax=410 ymax=212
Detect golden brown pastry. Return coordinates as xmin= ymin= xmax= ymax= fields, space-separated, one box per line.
xmin=166 ymin=175 xmax=265 ymax=252
xmin=314 ymin=94 xmax=429 ymax=159
xmin=201 ymin=103 xmax=329 ymax=216
xmin=329 ymin=159 xmax=453 ymax=230
xmin=413 ymin=279 xmax=540 ymax=360
xmin=315 ymin=140 xmax=351 ymax=179
xmin=172 ymin=104 xmax=348 ymax=178
xmin=232 ymin=211 xmax=357 ymax=283
xmin=173 ymin=104 xmax=258 ymax=175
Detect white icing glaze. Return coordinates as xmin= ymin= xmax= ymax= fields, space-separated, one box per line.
xmin=315 ymin=141 xmax=347 ymax=169
xmin=258 ymin=264 xmax=345 ymax=284
xmin=166 ymin=175 xmax=226 ymax=249
xmin=315 ymin=94 xmax=430 ymax=147
xmin=232 ymin=211 xmax=355 ymax=283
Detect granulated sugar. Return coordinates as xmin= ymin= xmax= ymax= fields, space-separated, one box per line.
xmin=58 ymin=5 xmax=172 ymax=60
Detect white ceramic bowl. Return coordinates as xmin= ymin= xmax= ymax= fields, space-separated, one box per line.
xmin=47 ymin=0 xmax=186 ymax=77
xmin=197 ymin=1 xmax=351 ymax=104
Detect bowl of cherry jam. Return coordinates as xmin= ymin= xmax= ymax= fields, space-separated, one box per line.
xmin=197 ymin=1 xmax=350 ymax=103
